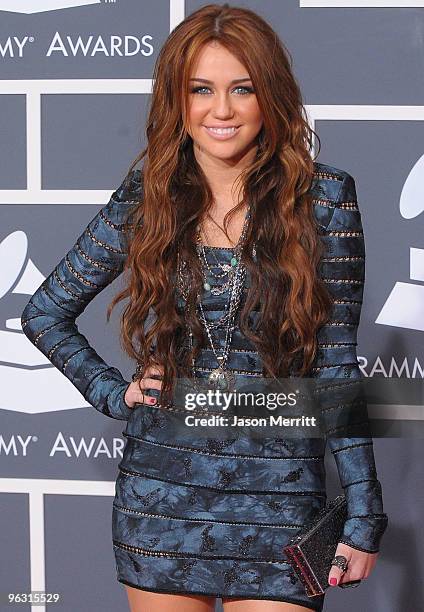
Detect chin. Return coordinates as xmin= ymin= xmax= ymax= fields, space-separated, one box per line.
xmin=207 ymin=148 xmax=243 ymax=160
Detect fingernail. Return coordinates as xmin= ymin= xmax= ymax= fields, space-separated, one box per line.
xmin=330 ymin=577 xmax=338 ymax=586
xmin=149 ymin=398 xmax=156 ymax=404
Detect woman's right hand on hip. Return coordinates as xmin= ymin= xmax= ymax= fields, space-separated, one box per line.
xmin=124 ymin=364 xmax=164 ymax=408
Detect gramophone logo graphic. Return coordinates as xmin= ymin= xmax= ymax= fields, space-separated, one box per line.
xmin=0 ymin=0 xmax=101 ymax=14
xmin=1 ymin=231 xmax=90 ymax=414
xmin=376 ymin=154 xmax=424 ymax=332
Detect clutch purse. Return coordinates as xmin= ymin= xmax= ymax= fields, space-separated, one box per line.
xmin=283 ymin=494 xmax=352 ymax=597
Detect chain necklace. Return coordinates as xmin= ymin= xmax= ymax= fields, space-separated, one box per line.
xmin=195 ymin=208 xmax=249 ymax=296
xmin=178 ymin=206 xmax=253 ymax=329
xmin=176 ymin=206 xmax=253 ymax=392
xmin=196 ymin=261 xmax=246 ymax=392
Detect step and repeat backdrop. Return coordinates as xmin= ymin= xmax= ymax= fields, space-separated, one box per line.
xmin=1 ymin=1 xmax=423 ymax=611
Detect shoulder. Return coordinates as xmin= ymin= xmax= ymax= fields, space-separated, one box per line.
xmin=311 ymin=162 xmax=359 ymax=231
xmin=112 ymin=168 xmax=144 ymax=203
xmin=103 ymin=167 xmax=144 ymax=227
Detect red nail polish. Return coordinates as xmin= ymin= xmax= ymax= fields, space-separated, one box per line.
xmin=330 ymin=577 xmax=337 ymax=586
xmin=149 ymin=398 xmax=156 ymax=404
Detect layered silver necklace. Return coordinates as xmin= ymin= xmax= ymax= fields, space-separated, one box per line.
xmin=177 ymin=206 xmax=255 ymax=392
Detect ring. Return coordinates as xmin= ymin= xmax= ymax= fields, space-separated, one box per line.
xmin=339 ymin=579 xmax=362 ymax=588
xmin=331 ymin=555 xmax=349 ymax=573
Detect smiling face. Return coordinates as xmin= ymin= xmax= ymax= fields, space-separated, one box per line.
xmin=187 ymin=41 xmax=264 ymax=167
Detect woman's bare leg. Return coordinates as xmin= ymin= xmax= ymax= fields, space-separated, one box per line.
xmin=222 ymin=599 xmax=312 ymax=612
xmin=125 ymin=586 xmax=216 ymax=612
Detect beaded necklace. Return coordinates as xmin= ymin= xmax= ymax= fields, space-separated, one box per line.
xmin=177 ymin=206 xmax=254 ymax=392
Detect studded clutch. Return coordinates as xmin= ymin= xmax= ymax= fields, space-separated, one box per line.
xmin=283 ymin=494 xmax=348 ymax=597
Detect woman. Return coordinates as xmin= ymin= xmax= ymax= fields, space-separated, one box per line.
xmin=20 ymin=4 xmax=388 ymax=611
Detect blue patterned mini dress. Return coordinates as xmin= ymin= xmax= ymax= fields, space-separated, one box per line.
xmin=21 ymin=162 xmax=388 ymax=611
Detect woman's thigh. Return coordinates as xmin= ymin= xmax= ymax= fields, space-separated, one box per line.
xmin=125 ymin=586 xmax=216 ymax=612
xmin=222 ymin=599 xmax=313 ymax=612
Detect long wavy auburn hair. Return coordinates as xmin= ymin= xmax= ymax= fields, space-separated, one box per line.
xmin=106 ymin=3 xmax=335 ymax=406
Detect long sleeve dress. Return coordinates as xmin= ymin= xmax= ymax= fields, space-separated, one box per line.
xmin=20 ymin=162 xmax=388 ymax=611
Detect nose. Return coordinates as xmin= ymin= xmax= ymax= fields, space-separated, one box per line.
xmin=210 ymin=92 xmax=235 ymax=119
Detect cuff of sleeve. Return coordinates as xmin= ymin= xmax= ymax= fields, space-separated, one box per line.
xmin=339 ymin=514 xmax=389 ymax=553
xmin=106 ymin=381 xmax=133 ymax=421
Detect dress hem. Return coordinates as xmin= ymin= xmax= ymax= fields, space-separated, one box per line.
xmin=118 ymin=578 xmax=322 ymax=611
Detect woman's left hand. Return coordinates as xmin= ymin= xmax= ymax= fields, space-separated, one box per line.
xmin=328 ymin=542 xmax=379 ymax=587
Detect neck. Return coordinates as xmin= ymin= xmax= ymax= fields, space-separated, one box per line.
xmin=192 ymin=141 xmax=258 ymax=207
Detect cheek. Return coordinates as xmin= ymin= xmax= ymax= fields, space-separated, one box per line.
xmin=188 ymin=102 xmax=209 ymax=124
xmin=252 ymin=107 xmax=263 ymax=125
xmin=240 ymin=101 xmax=263 ymax=125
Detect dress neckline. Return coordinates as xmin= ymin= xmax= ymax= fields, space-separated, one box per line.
xmin=199 ymin=244 xmax=235 ymax=251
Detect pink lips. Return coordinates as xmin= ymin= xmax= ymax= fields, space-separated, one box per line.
xmin=203 ymin=125 xmax=241 ymax=140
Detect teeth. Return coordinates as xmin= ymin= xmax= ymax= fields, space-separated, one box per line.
xmin=207 ymin=127 xmax=238 ymax=134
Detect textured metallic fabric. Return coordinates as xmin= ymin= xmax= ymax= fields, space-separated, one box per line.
xmin=20 ymin=162 xmax=388 ymax=610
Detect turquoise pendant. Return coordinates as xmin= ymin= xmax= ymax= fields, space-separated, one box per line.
xmin=230 ymin=257 xmax=238 ymax=267
xmin=204 ymin=282 xmax=211 ymax=291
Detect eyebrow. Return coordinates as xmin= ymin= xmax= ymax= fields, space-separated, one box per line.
xmin=189 ymin=77 xmax=252 ymax=84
